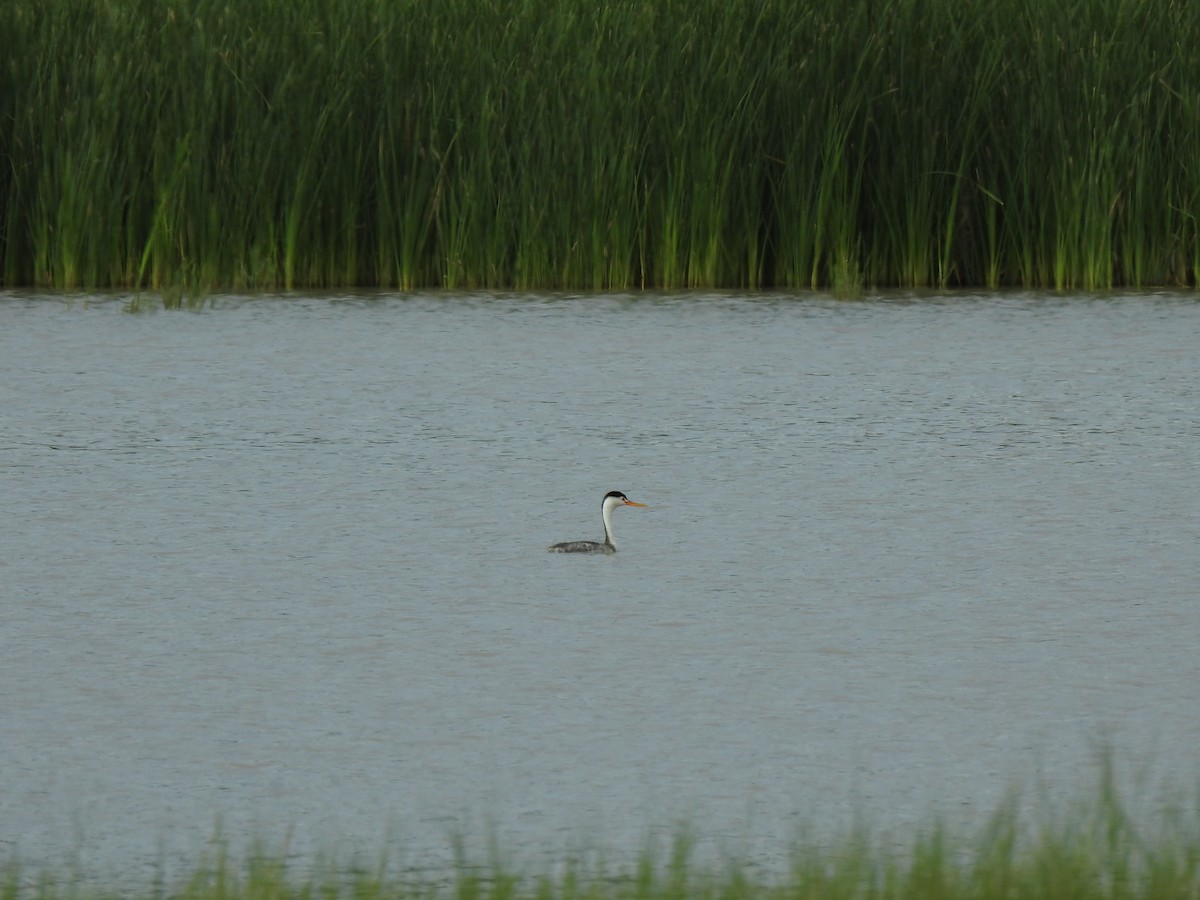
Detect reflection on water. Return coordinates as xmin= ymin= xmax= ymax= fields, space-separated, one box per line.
xmin=1 ymin=290 xmax=1198 ymax=885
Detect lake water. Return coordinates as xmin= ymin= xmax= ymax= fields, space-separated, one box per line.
xmin=1 ymin=290 xmax=1198 ymax=888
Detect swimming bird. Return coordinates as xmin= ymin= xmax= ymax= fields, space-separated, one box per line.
xmin=547 ymin=491 xmax=648 ymax=553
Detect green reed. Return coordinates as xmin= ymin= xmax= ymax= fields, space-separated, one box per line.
xmin=4 ymin=766 xmax=1199 ymax=900
xmin=3 ymin=0 xmax=1200 ymax=290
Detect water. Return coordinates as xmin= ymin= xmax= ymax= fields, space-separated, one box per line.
xmin=2 ymin=290 xmax=1198 ymax=886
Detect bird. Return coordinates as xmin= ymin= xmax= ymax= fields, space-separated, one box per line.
xmin=547 ymin=490 xmax=648 ymax=553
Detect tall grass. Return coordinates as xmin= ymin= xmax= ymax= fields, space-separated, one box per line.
xmin=3 ymin=0 xmax=1200 ymax=290
xmin=4 ymin=767 xmax=1199 ymax=900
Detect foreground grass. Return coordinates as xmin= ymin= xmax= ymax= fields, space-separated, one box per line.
xmin=3 ymin=0 xmax=1200 ymax=290
xmin=5 ymin=774 xmax=1199 ymax=900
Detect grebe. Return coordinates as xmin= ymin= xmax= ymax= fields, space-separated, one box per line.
xmin=548 ymin=491 xmax=648 ymax=553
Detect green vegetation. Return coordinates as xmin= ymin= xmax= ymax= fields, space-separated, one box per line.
xmin=3 ymin=0 xmax=1200 ymax=290
xmin=5 ymin=769 xmax=1199 ymax=900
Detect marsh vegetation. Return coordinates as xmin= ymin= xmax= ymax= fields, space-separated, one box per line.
xmin=6 ymin=775 xmax=1199 ymax=900
xmin=4 ymin=0 xmax=1200 ymax=291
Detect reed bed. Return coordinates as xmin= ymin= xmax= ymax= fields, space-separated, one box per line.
xmin=4 ymin=0 xmax=1200 ymax=290
xmin=5 ymin=764 xmax=1200 ymax=900
xmin=4 ymin=780 xmax=1200 ymax=900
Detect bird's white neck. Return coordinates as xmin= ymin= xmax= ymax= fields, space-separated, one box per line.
xmin=601 ymin=498 xmax=618 ymax=549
